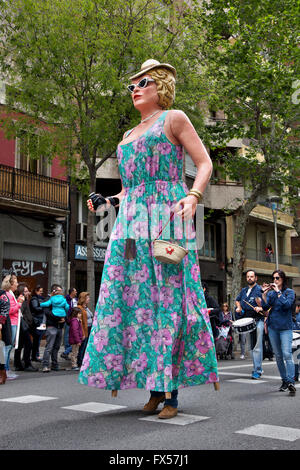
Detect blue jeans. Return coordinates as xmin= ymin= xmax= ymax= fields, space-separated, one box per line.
xmin=63 ymin=324 xmax=72 ymax=355
xmin=4 ymin=324 xmax=17 ymax=371
xmin=268 ymin=328 xmax=295 ymax=384
xmin=251 ymin=319 xmax=264 ymax=374
xmin=150 ymin=390 xmax=178 ymax=408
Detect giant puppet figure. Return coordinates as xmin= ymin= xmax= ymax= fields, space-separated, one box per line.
xmin=79 ymin=59 xmax=219 ymax=419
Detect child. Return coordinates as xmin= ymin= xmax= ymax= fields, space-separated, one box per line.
xmin=39 ymin=287 xmax=69 ymax=329
xmin=68 ymin=307 xmax=84 ymax=370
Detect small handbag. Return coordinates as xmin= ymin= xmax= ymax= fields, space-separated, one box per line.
xmin=153 ymin=211 xmax=188 ymax=264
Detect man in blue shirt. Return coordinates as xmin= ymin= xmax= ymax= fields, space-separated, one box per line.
xmin=236 ymin=270 xmax=264 ymax=379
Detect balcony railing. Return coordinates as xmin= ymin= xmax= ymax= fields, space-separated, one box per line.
xmin=246 ymin=248 xmax=292 ymax=266
xmin=0 ymin=164 xmax=69 ymax=211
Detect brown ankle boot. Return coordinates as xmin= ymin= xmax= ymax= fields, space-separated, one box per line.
xmin=0 ymin=369 xmax=7 ymax=385
xmin=143 ymin=395 xmax=165 ymax=413
xmin=158 ymin=405 xmax=178 ymax=419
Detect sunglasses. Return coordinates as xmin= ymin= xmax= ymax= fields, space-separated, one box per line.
xmin=127 ymin=77 xmax=155 ymax=93
xmin=272 ymin=276 xmax=280 ymax=280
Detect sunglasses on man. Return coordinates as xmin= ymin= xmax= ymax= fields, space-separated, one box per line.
xmin=127 ymin=77 xmax=155 ymax=93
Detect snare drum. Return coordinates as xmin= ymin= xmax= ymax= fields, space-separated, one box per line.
xmin=292 ymin=332 xmax=300 ymax=350
xmin=232 ymin=318 xmax=256 ymax=334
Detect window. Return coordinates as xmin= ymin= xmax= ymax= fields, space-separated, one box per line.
xmin=16 ymin=130 xmax=50 ymax=176
xmin=199 ymin=223 xmax=216 ymax=260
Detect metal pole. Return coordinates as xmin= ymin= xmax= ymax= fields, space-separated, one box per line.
xmin=271 ymin=203 xmax=279 ymax=270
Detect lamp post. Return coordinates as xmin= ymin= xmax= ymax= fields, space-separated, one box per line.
xmin=267 ymin=196 xmax=282 ymax=271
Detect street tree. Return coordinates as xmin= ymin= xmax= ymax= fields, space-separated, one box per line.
xmin=0 ymin=0 xmax=208 ymax=308
xmin=187 ymin=0 xmax=300 ymax=307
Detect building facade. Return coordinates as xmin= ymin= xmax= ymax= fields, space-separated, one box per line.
xmin=0 ymin=115 xmax=69 ymax=294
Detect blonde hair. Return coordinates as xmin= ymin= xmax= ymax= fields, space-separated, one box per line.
xmin=148 ymin=67 xmax=176 ymax=109
xmin=78 ymin=291 xmax=90 ymax=306
xmin=1 ymin=274 xmax=16 ymax=291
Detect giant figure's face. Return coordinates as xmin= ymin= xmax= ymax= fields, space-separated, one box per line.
xmin=130 ymin=74 xmax=159 ymax=110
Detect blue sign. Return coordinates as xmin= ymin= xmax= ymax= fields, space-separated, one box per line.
xmin=75 ymin=244 xmax=106 ymax=262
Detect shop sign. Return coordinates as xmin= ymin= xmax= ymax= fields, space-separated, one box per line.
xmin=75 ymin=244 xmax=106 ymax=262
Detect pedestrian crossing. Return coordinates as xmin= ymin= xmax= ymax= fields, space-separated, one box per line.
xmin=0 ymin=387 xmax=299 ymax=441
xmin=0 ymin=360 xmax=299 ymax=443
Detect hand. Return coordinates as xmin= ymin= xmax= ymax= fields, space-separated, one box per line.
xmin=174 ymin=195 xmax=198 ymax=220
xmin=270 ymin=283 xmax=280 ymax=292
xmin=87 ymin=198 xmax=109 ymax=214
xmin=58 ymin=318 xmax=65 ymax=323
xmin=235 ymin=307 xmax=242 ymax=313
xmin=254 ymin=306 xmax=263 ymax=313
xmin=17 ymin=295 xmax=25 ymax=304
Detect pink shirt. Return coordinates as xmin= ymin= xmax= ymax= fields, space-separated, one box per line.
xmin=6 ymin=290 xmax=21 ymax=326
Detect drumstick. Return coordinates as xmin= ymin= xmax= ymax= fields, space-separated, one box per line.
xmin=242 ymin=299 xmax=264 ymax=316
xmin=242 ymin=299 xmax=256 ymax=310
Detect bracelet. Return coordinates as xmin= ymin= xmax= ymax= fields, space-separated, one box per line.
xmin=188 ymin=189 xmax=203 ymax=202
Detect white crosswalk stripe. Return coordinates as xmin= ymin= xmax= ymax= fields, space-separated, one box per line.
xmin=61 ymin=402 xmax=127 ymax=413
xmin=0 ymin=395 xmax=57 ymax=403
xmin=236 ymin=424 xmax=300 ymax=441
xmin=140 ymin=413 xmax=210 ymax=426
xmin=226 ymin=378 xmax=267 ymax=384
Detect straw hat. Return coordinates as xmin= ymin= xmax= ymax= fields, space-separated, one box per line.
xmin=129 ymin=59 xmax=176 ymax=80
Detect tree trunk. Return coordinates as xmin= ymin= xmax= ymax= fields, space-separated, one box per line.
xmin=230 ymin=199 xmax=257 ymax=314
xmin=86 ymin=175 xmax=96 ymax=312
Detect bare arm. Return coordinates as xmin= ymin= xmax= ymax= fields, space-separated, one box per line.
xmin=170 ymin=110 xmax=213 ymax=192
xmin=169 ymin=110 xmax=212 ymax=219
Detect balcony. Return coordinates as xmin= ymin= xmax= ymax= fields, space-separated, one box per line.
xmin=203 ymin=181 xmax=245 ymax=211
xmin=244 ymin=248 xmax=300 ymax=279
xmin=0 ymin=164 xmax=69 ymax=216
xmin=246 ymin=248 xmax=292 ymax=266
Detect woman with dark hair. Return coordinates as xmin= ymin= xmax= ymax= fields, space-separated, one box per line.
xmin=262 ymin=270 xmax=296 ymax=395
xmin=30 ymin=285 xmax=45 ymax=362
xmin=76 ymin=292 xmax=92 ymax=367
xmin=14 ymin=283 xmax=38 ymax=372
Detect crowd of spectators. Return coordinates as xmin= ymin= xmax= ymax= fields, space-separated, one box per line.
xmin=0 ymin=271 xmax=93 ymax=384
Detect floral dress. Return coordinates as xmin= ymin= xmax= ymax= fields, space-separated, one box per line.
xmin=78 ymin=111 xmax=219 ymax=392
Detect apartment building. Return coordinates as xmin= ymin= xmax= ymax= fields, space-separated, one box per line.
xmin=0 ymin=99 xmax=70 ymax=294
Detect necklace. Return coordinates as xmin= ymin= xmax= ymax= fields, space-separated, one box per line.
xmin=140 ymin=110 xmax=160 ymax=124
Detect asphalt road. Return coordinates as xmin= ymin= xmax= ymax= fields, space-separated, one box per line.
xmin=0 ymin=350 xmax=299 ymax=453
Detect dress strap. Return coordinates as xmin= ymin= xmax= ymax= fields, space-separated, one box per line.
xmin=125 ymin=128 xmax=134 ymax=138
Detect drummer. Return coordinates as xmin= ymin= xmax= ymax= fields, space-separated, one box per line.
xmin=235 ymin=270 xmax=264 ymax=380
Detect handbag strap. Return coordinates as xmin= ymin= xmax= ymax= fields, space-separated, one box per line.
xmin=155 ymin=210 xmax=188 ymax=251
xmin=155 ymin=211 xmax=175 ymax=240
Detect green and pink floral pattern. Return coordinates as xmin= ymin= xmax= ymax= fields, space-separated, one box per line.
xmin=78 ymin=111 xmax=219 ymax=392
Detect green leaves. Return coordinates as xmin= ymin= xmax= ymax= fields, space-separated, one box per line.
xmin=0 ymin=0 xmax=209 ymax=184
